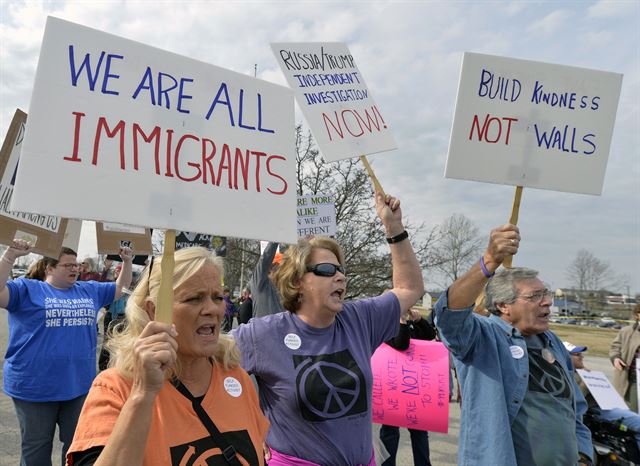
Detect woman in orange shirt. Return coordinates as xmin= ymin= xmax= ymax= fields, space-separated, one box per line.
xmin=67 ymin=247 xmax=269 ymax=466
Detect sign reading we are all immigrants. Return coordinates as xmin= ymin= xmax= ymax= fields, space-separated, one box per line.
xmin=11 ymin=17 xmax=297 ymax=244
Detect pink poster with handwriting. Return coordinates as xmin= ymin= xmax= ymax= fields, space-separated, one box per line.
xmin=371 ymin=340 xmax=449 ymax=433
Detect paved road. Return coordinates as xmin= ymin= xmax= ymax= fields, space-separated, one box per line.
xmin=0 ymin=312 xmax=615 ymax=466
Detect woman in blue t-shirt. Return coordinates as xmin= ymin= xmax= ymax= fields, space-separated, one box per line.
xmin=0 ymin=239 xmax=133 ymax=466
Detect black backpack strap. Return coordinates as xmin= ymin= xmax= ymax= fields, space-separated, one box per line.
xmin=172 ymin=379 xmax=243 ymax=466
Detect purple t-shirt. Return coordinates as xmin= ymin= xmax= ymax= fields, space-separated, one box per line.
xmin=232 ymin=292 xmax=400 ymax=465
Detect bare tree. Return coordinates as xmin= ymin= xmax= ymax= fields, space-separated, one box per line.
xmin=566 ymin=249 xmax=614 ymax=291
xmin=148 ymin=124 xmax=438 ymax=298
xmin=431 ymin=214 xmax=483 ymax=284
xmin=294 ymin=124 xmax=437 ymax=298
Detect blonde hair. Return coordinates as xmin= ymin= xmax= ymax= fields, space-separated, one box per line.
xmin=273 ymin=237 xmax=345 ymax=312
xmin=107 ymin=247 xmax=240 ymax=379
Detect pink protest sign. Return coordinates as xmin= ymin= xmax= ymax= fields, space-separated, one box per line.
xmin=371 ymin=340 xmax=449 ymax=433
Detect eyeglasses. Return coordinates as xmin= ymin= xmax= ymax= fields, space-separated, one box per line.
xmin=306 ymin=263 xmax=346 ymax=277
xmin=517 ymin=289 xmax=554 ymax=303
xmin=57 ymin=263 xmax=81 ymax=270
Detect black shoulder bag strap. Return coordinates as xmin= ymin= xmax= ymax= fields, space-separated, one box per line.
xmin=172 ymin=379 xmax=243 ymax=466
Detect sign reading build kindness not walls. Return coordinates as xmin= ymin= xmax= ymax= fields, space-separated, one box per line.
xmin=12 ymin=17 xmax=297 ymax=243
xmin=271 ymin=42 xmax=396 ymax=162
xmin=446 ymin=52 xmax=622 ymax=195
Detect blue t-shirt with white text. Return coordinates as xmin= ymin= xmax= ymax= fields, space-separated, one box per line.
xmin=4 ymin=278 xmax=115 ymax=401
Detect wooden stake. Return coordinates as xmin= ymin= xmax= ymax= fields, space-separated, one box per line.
xmin=155 ymin=229 xmax=176 ymax=324
xmin=503 ymin=186 xmax=523 ymax=268
xmin=359 ymin=155 xmax=385 ymax=196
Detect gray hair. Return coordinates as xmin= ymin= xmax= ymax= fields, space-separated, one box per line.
xmin=485 ymin=267 xmax=539 ymax=316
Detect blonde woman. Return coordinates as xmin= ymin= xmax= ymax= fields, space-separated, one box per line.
xmin=67 ymin=247 xmax=269 ymax=466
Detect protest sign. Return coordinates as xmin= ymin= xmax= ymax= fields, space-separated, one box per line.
xmin=0 ymin=109 xmax=69 ymax=257
xmin=174 ymin=231 xmax=226 ymax=256
xmin=11 ymin=17 xmax=297 ymax=244
xmin=96 ymin=222 xmax=152 ymax=254
xmin=271 ymin=42 xmax=396 ymax=162
xmin=577 ymin=369 xmax=628 ymax=411
xmin=446 ymin=52 xmax=622 ymax=195
xmin=62 ymin=219 xmax=82 ymax=251
xmin=371 ymin=340 xmax=449 ymax=433
xmin=297 ymin=194 xmax=336 ymax=237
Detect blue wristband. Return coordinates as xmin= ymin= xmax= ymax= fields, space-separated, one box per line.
xmin=479 ymin=256 xmax=495 ymax=279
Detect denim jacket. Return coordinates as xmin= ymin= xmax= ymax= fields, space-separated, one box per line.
xmin=434 ymin=290 xmax=593 ymax=466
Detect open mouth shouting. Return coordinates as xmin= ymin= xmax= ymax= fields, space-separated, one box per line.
xmin=196 ymin=324 xmax=218 ymax=341
xmin=331 ymin=288 xmax=345 ymax=301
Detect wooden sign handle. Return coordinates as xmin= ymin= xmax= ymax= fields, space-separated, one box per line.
xmin=155 ymin=229 xmax=176 ymax=324
xmin=359 ymin=155 xmax=385 ymax=196
xmin=503 ymin=186 xmax=523 ymax=269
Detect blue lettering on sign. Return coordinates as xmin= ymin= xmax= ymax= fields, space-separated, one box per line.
xmin=131 ymin=68 xmax=194 ymax=113
xmin=533 ymin=124 xmax=597 ymax=155
xmin=68 ymin=45 xmax=123 ymax=95
xmin=477 ymin=69 xmax=521 ymax=102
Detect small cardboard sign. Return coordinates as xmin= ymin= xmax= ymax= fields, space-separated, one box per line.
xmin=11 ymin=17 xmax=296 ymax=244
xmin=577 ymin=369 xmax=628 ymax=411
xmin=0 ymin=109 xmax=69 ymax=257
xmin=271 ymin=42 xmax=396 ymax=162
xmin=371 ymin=340 xmax=449 ymax=433
xmin=175 ymin=231 xmax=227 ymax=256
xmin=96 ymin=222 xmax=152 ymax=254
xmin=446 ymin=52 xmax=623 ymax=195
xmin=297 ymin=194 xmax=336 ymax=237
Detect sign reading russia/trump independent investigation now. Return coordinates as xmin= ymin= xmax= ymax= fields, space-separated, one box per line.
xmin=446 ymin=52 xmax=622 ymax=195
xmin=11 ymin=17 xmax=297 ymax=243
xmin=271 ymin=42 xmax=396 ymax=162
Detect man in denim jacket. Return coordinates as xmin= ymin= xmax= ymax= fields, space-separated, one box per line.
xmin=434 ymin=224 xmax=593 ymax=466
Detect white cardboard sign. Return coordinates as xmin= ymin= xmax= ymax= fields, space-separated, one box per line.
xmin=446 ymin=52 xmax=622 ymax=195
xmin=296 ymin=194 xmax=336 ymax=238
xmin=271 ymin=42 xmax=396 ymax=162
xmin=577 ymin=369 xmax=628 ymax=411
xmin=12 ymin=17 xmax=297 ymax=244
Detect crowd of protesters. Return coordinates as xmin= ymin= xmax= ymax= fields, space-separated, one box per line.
xmin=9 ymin=190 xmax=640 ymax=466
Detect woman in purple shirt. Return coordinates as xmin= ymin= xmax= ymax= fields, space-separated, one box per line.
xmin=233 ymin=192 xmax=424 ymax=465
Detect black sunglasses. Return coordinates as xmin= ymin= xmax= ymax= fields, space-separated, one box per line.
xmin=306 ymin=263 xmax=346 ymax=277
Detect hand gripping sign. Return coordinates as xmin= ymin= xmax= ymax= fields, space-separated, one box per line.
xmin=11 ymin=17 xmax=297 ymax=322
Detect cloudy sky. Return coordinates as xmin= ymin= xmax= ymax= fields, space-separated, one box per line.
xmin=1 ymin=0 xmax=638 ymax=292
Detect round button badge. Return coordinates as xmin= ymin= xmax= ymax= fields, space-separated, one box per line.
xmin=284 ymin=333 xmax=302 ymax=350
xmin=224 ymin=377 xmax=242 ymax=397
xmin=510 ymin=345 xmax=525 ymax=359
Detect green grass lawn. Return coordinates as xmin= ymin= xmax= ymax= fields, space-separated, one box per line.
xmin=550 ymin=323 xmax=619 ymax=357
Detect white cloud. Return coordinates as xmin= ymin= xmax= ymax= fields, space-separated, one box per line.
xmin=588 ymin=0 xmax=638 ymax=18
xmin=527 ymin=9 xmax=572 ymax=36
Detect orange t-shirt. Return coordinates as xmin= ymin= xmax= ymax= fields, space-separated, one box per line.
xmin=67 ymin=364 xmax=269 ymax=466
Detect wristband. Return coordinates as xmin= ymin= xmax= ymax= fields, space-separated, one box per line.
xmin=479 ymin=256 xmax=495 ymax=279
xmin=386 ymin=230 xmax=408 ymax=244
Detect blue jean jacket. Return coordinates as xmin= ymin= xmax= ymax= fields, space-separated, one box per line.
xmin=434 ymin=290 xmax=593 ymax=465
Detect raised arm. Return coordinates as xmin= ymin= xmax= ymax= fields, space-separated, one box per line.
xmin=0 ymin=239 xmax=32 ymax=308
xmin=114 ymin=248 xmax=133 ymax=300
xmin=447 ymin=224 xmax=520 ymax=310
xmin=376 ymin=192 xmax=424 ymax=312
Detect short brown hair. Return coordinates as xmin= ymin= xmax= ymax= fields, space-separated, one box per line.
xmin=44 ymin=247 xmax=78 ymax=269
xmin=273 ymin=237 xmax=345 ymax=312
